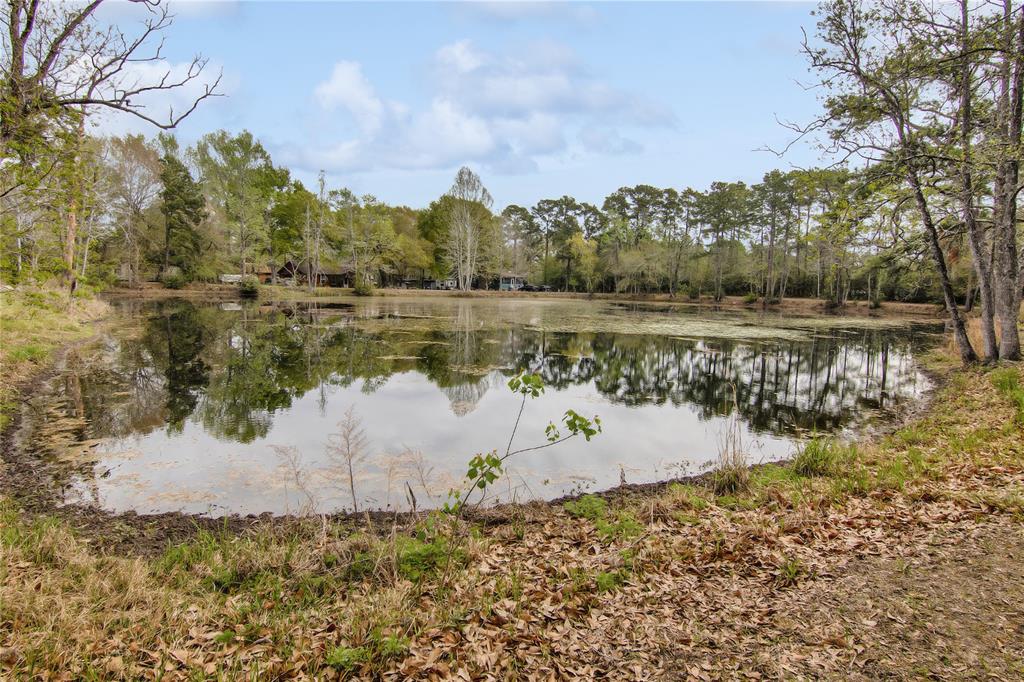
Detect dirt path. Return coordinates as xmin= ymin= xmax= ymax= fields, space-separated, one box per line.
xmin=781 ymin=518 xmax=1024 ymax=680
xmin=658 ymin=517 xmax=1024 ymax=680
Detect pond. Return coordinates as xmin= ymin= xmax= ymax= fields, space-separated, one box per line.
xmin=14 ymin=296 xmax=941 ymax=516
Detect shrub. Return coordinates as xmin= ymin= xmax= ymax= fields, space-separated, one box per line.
xmin=742 ymin=292 xmax=758 ymax=304
xmin=686 ymin=285 xmax=700 ymax=300
xmin=162 ymin=273 xmax=187 ymax=290
xmin=238 ymin=277 xmax=259 ymax=299
xmin=353 ymin=279 xmax=374 ymax=296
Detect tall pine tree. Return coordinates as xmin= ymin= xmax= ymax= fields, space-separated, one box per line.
xmin=160 ymin=155 xmax=206 ymax=280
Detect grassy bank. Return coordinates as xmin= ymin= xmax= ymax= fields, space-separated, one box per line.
xmin=0 ymin=286 xmax=109 ymax=430
xmin=1 ymin=349 xmax=1022 ymax=678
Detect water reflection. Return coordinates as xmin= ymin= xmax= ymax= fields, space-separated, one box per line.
xmin=23 ymin=298 xmax=938 ymax=515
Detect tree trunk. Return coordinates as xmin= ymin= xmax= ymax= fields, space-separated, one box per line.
xmin=991 ymin=0 xmax=1023 ymax=360
xmin=958 ymin=0 xmax=1000 ymax=361
xmin=909 ymin=171 xmax=978 ymax=364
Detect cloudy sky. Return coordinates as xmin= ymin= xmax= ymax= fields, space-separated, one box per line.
xmin=94 ymin=1 xmax=824 ymax=209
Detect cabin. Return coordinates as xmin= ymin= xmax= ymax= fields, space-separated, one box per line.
xmin=277 ymin=260 xmax=300 ymax=281
xmin=499 ymin=273 xmax=526 ymax=291
xmin=277 ymin=260 xmax=358 ymax=287
xmin=255 ymin=265 xmax=274 ymax=284
xmin=319 ymin=264 xmax=356 ymax=288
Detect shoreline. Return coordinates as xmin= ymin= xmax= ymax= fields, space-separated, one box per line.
xmin=103 ymin=282 xmax=947 ymax=319
xmin=0 ymin=332 xmax=947 ymax=557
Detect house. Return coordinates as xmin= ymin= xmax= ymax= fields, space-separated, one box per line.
xmin=425 ymin=278 xmax=456 ymax=290
xmin=255 ymin=265 xmax=274 ymax=284
xmin=277 ymin=260 xmax=359 ymax=287
xmin=277 ymin=260 xmax=300 ymax=281
xmin=318 ymin=264 xmax=355 ymax=288
xmin=499 ymin=273 xmax=526 ymax=291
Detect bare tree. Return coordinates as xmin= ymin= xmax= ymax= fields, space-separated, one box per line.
xmin=2 ymin=0 xmax=221 ymax=151
xmin=105 ymin=134 xmax=160 ymax=286
xmin=443 ymin=166 xmax=492 ymax=291
xmin=3 ymin=0 xmax=221 ymax=292
xmin=326 ymin=406 xmax=369 ymax=513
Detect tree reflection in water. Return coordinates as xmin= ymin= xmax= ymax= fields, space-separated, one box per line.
xmin=61 ymin=299 xmax=932 ymax=444
xmin=28 ymin=298 xmax=935 ymax=514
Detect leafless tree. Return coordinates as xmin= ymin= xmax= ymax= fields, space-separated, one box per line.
xmin=2 ymin=0 xmax=221 ymax=151
xmin=443 ymin=166 xmax=492 ymax=291
xmin=326 ymin=406 xmax=369 ymax=513
xmin=3 ymin=0 xmax=221 ymax=291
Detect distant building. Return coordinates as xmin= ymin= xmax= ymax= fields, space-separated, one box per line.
xmin=425 ymin=278 xmax=456 ymax=290
xmin=276 ymin=260 xmax=357 ymax=287
xmin=254 ymin=265 xmax=274 ymax=284
xmin=499 ymin=273 xmax=526 ymax=291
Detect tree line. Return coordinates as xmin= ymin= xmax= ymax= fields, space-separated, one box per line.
xmin=1 ymin=125 xmax=967 ymax=307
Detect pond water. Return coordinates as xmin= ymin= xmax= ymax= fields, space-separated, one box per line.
xmin=16 ymin=296 xmax=941 ymax=516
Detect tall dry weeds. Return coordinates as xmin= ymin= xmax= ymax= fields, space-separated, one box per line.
xmin=326 ymin=405 xmax=369 ymax=513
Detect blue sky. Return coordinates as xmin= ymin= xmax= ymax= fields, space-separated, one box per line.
xmin=95 ymin=1 xmax=824 ymax=209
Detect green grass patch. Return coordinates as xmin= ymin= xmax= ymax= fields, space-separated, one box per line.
xmin=594 ymin=569 xmax=628 ymax=592
xmin=990 ymin=367 xmax=1024 ymax=424
xmin=564 ymin=495 xmax=643 ymax=541
xmin=563 ymin=494 xmax=607 ymax=521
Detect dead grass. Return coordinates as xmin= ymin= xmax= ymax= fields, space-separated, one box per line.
xmin=1 ymin=355 xmax=1022 ymax=678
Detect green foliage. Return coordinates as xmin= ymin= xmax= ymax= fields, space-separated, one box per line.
xmin=742 ymin=292 xmax=758 ymax=304
xmin=595 ymin=511 xmax=643 ymax=542
xmin=563 ymin=494 xmax=607 ymax=521
xmin=508 ymin=372 xmax=544 ymax=397
xmin=160 ymin=154 xmax=206 ymax=277
xmin=594 ymin=569 xmax=628 ymax=592
xmin=791 ymin=438 xmax=843 ymax=477
xmin=8 ymin=344 xmax=47 ymax=363
xmin=325 ymin=646 xmax=369 ymax=671
xmin=162 ymin=272 xmax=187 ymax=289
xmin=238 ymin=277 xmax=259 ymax=299
xmin=446 ymin=373 xmax=600 ymax=516
xmin=564 ymin=495 xmax=641 ymax=541
xmin=393 ymin=535 xmax=452 ymax=583
xmin=777 ymin=556 xmax=804 ymax=586
xmin=353 ymin=279 xmax=375 ymax=296
xmin=711 ymin=463 xmax=750 ymax=496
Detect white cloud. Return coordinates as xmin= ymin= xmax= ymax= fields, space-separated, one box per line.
xmin=435 ymin=40 xmax=485 ymax=74
xmin=314 ymin=61 xmax=384 ymax=135
xmin=296 ymin=40 xmax=672 ymax=176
